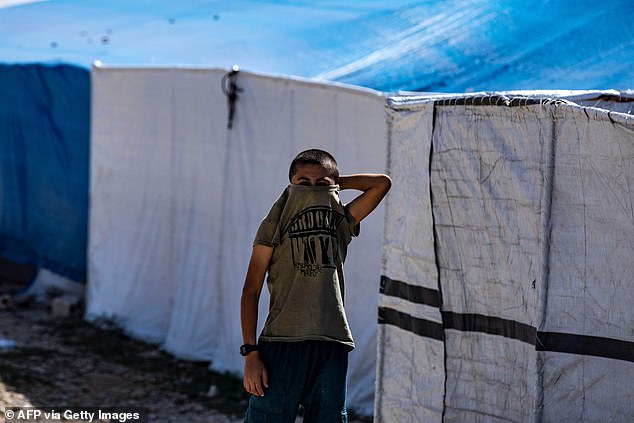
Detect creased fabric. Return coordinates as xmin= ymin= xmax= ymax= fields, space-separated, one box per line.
xmin=378 ymin=94 xmax=634 ymax=422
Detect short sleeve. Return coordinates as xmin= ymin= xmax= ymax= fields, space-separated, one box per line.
xmin=253 ymin=188 xmax=288 ymax=247
xmin=343 ymin=205 xmax=360 ymax=239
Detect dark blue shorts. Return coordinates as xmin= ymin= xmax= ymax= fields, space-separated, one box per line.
xmin=244 ymin=340 xmax=349 ymax=423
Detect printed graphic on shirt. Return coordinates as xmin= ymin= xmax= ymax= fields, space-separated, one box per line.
xmin=284 ymin=205 xmax=344 ymax=277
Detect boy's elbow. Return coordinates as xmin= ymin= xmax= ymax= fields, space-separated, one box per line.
xmin=380 ymin=174 xmax=392 ymax=194
xmin=241 ymin=288 xmax=260 ymax=307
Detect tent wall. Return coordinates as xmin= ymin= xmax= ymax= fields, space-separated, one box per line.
xmin=375 ymin=104 xmax=444 ymax=423
xmin=0 ymin=64 xmax=89 ymax=282
xmin=541 ymin=106 xmax=634 ymax=422
xmin=88 ymin=66 xmax=387 ymax=414
xmin=377 ymin=95 xmax=634 ymax=422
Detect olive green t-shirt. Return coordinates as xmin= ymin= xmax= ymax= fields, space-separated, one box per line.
xmin=254 ymin=184 xmax=359 ymax=350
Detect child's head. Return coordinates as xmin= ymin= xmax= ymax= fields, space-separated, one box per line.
xmin=288 ymin=149 xmax=340 ymax=186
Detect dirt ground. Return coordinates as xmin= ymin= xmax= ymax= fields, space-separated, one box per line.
xmin=0 ymin=302 xmax=247 ymax=423
xmin=0 ymin=280 xmax=370 ymax=423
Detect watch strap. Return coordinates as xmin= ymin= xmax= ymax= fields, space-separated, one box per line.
xmin=240 ymin=344 xmax=259 ymax=356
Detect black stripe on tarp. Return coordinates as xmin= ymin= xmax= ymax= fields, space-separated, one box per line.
xmin=537 ymin=331 xmax=634 ymax=363
xmin=378 ymin=307 xmax=444 ymax=341
xmin=378 ymin=307 xmax=634 ymax=363
xmin=378 ymin=276 xmax=634 ymax=362
xmin=380 ymin=275 xmax=441 ymax=308
xmin=442 ymin=311 xmax=537 ymax=345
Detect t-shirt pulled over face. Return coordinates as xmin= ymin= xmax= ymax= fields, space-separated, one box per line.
xmin=254 ymin=184 xmax=359 ymax=350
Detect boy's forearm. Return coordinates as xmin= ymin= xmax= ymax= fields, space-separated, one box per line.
xmin=339 ymin=173 xmax=391 ymax=224
xmin=240 ymin=244 xmax=272 ymax=346
xmin=339 ymin=174 xmax=391 ymax=192
xmin=240 ymin=292 xmax=259 ymax=345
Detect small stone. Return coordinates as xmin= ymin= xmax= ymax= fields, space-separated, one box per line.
xmin=206 ymin=384 xmax=218 ymax=397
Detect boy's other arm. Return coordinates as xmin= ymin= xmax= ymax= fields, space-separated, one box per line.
xmin=339 ymin=174 xmax=392 ymax=225
xmin=240 ymin=244 xmax=273 ymax=397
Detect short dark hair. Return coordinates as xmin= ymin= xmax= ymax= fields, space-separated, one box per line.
xmin=288 ymin=149 xmax=339 ymax=183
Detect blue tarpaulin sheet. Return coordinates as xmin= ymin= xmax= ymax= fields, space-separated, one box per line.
xmin=1 ymin=1 xmax=632 ymax=92
xmin=0 ymin=64 xmax=89 ymax=282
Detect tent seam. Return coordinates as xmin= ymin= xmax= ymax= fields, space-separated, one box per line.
xmin=534 ymin=103 xmax=558 ymax=423
xmin=429 ymin=101 xmax=448 ymax=423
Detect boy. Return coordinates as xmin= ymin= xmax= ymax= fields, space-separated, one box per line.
xmin=240 ymin=149 xmax=391 ymax=422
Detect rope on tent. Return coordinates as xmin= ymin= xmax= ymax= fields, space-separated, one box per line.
xmin=221 ymin=65 xmax=242 ymax=129
xmin=435 ymin=95 xmax=557 ymax=108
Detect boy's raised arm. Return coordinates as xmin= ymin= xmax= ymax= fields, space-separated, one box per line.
xmin=339 ymin=173 xmax=391 ymax=225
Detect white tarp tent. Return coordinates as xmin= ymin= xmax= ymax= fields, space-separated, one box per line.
xmin=376 ymin=94 xmax=634 ymax=422
xmin=87 ymin=65 xmax=387 ymax=415
xmin=88 ymin=66 xmax=634 ymax=419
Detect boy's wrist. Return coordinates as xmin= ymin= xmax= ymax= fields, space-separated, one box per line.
xmin=240 ymin=343 xmax=259 ymax=356
xmin=338 ymin=175 xmax=353 ymax=190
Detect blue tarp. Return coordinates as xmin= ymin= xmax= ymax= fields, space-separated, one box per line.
xmin=0 ymin=64 xmax=89 ymax=282
xmin=0 ymin=1 xmax=632 ymax=92
xmin=315 ymin=0 xmax=634 ymax=92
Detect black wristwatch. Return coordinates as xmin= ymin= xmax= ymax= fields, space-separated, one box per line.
xmin=240 ymin=344 xmax=259 ymax=356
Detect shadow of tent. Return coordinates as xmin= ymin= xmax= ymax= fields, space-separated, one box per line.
xmin=0 ymin=257 xmax=37 ymax=303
